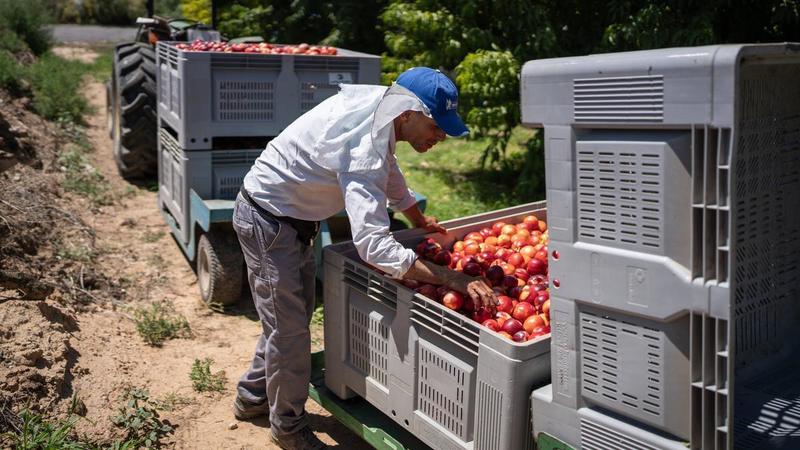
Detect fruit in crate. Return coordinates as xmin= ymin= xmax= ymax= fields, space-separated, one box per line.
xmin=175 ymin=40 xmax=339 ymax=55
xmin=410 ymin=214 xmax=553 ymax=341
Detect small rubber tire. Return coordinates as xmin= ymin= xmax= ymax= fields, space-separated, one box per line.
xmin=197 ymin=232 xmax=244 ymax=306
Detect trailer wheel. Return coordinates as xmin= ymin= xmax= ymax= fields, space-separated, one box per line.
xmin=197 ymin=232 xmax=243 ymax=306
xmin=111 ymin=42 xmax=158 ymax=179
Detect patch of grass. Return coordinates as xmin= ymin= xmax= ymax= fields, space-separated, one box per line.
xmin=396 ymin=126 xmax=543 ymax=222
xmin=146 ymin=254 xmax=167 ymax=271
xmin=86 ymin=49 xmax=113 ymax=83
xmin=57 ymin=143 xmax=113 ymax=206
xmin=0 ymin=50 xmax=23 ymax=93
xmin=26 ymin=54 xmax=89 ymax=123
xmin=56 ymin=242 xmax=96 ymax=262
xmin=189 ymin=358 xmax=227 ymax=393
xmin=3 ymin=410 xmax=87 ymax=450
xmin=151 ymin=392 xmax=194 ymax=412
xmin=133 ymin=301 xmax=192 ymax=346
xmin=110 ymin=388 xmax=173 ymax=449
xmin=142 ymin=230 xmax=166 ymax=243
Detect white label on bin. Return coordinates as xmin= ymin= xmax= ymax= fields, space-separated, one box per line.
xmin=626 ymin=266 xmax=649 ymax=307
xmin=329 ymin=72 xmax=353 ymax=84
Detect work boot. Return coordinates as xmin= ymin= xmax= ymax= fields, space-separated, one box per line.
xmin=270 ymin=426 xmax=328 ymax=450
xmin=232 ymin=395 xmax=270 ymax=420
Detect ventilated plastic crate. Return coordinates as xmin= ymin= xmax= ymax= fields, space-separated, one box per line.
xmin=521 ymin=43 xmax=800 ymax=449
xmin=157 ymin=124 xmax=262 ymax=245
xmin=324 ymin=202 xmax=551 ymax=450
xmin=155 ymin=41 xmax=381 ymax=149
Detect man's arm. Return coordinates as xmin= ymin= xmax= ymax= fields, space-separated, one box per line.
xmin=403 ymin=258 xmax=498 ymax=311
xmin=401 ymin=203 xmax=447 ymax=234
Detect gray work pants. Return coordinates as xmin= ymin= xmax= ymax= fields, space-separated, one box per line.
xmin=231 ymin=195 xmax=317 ymax=436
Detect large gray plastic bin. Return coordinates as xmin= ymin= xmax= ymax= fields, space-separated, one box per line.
xmin=324 ymin=202 xmax=551 ymax=450
xmin=521 ymin=43 xmax=800 ymax=450
xmin=157 ymin=125 xmax=261 ymax=245
xmin=155 ymin=41 xmax=381 ymax=149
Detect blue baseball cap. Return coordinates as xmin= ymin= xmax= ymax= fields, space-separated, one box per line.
xmin=396 ymin=67 xmax=469 ymax=137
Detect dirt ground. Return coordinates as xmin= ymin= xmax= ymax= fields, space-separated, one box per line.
xmin=1 ymin=46 xmax=370 ymax=449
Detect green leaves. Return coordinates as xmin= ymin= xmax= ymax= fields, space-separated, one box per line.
xmin=111 ymin=388 xmax=174 ymax=449
xmin=456 ymin=50 xmax=520 ymax=167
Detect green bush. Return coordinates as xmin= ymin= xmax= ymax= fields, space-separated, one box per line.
xmin=25 ymin=54 xmax=88 ymax=123
xmin=0 ymin=0 xmax=52 ymax=55
xmin=110 ymin=389 xmax=174 ymax=449
xmin=0 ymin=50 xmax=23 ymax=92
xmin=133 ymin=302 xmax=192 ymax=346
xmin=189 ymin=358 xmax=227 ymax=393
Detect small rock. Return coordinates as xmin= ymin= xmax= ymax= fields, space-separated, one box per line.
xmin=228 ymin=422 xmax=238 ymax=430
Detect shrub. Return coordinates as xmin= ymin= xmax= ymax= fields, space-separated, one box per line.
xmin=133 ymin=302 xmax=192 ymax=346
xmin=0 ymin=50 xmax=23 ymax=92
xmin=189 ymin=358 xmax=227 ymax=393
xmin=0 ymin=0 xmax=52 ymax=55
xmin=25 ymin=54 xmax=88 ymax=123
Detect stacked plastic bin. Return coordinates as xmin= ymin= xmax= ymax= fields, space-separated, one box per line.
xmin=323 ymin=203 xmax=552 ymax=450
xmin=154 ymin=41 xmax=381 ymax=245
xmin=520 ymin=44 xmax=800 ymax=449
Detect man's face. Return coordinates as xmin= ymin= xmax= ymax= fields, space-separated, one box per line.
xmin=399 ymin=111 xmax=447 ymax=153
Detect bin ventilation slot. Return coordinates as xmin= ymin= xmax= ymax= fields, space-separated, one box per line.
xmin=217 ymin=81 xmax=274 ymax=121
xmin=295 ymin=57 xmax=360 ymax=72
xmin=348 ymin=306 xmax=389 ymax=387
xmin=733 ymin=62 xmax=800 ymax=368
xmin=580 ymin=417 xmax=660 ymax=450
xmin=580 ymin=311 xmax=664 ymax=418
xmin=343 ymin=265 xmax=398 ymax=309
xmin=574 ymin=75 xmax=664 ymax=123
xmin=417 ymin=341 xmax=471 ymax=441
xmin=301 ymin=82 xmax=341 ymax=112
xmin=210 ymin=54 xmax=283 ymax=69
xmin=577 ymin=147 xmax=664 ymax=253
xmin=410 ymin=296 xmax=479 ymax=356
xmin=159 ymin=45 xmax=179 ymax=69
xmin=474 ymin=381 xmax=503 ymax=449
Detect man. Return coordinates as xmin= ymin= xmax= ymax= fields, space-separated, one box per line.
xmin=232 ymin=67 xmax=497 ymax=450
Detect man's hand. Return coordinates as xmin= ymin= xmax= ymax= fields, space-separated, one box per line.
xmin=402 ymin=204 xmax=446 ymax=234
xmin=447 ymin=273 xmax=498 ymax=312
xmin=415 ymin=214 xmax=446 ymax=234
xmin=404 ymin=259 xmax=497 ymax=311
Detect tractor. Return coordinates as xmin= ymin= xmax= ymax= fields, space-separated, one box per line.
xmin=106 ymin=0 xmax=222 ymax=178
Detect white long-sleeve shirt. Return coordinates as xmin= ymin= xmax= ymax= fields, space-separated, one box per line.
xmin=243 ymin=84 xmax=425 ymax=278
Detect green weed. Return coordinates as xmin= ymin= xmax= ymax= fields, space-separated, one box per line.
xmin=189 ymin=358 xmax=227 ymax=393
xmin=142 ymin=230 xmax=166 ymax=244
xmin=110 ymin=388 xmax=173 ymax=449
xmin=0 ymin=50 xmax=23 ymax=92
xmin=57 ymin=143 xmax=113 ymax=206
xmin=56 ymin=242 xmax=96 ymax=262
xmin=3 ymin=410 xmax=87 ymax=450
xmin=26 ymin=54 xmax=89 ymax=123
xmin=151 ymin=392 xmax=194 ymax=412
xmin=133 ymin=302 xmax=192 ymax=347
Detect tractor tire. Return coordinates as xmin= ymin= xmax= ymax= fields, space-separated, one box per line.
xmin=111 ymin=42 xmax=158 ymax=179
xmin=197 ymin=232 xmax=244 ymax=306
xmin=105 ymin=79 xmax=114 ymax=138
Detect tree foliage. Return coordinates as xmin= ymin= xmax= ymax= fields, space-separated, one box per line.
xmin=378 ymin=0 xmax=800 ymax=198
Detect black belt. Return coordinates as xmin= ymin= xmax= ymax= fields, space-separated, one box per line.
xmin=239 ymin=187 xmax=320 ymax=246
